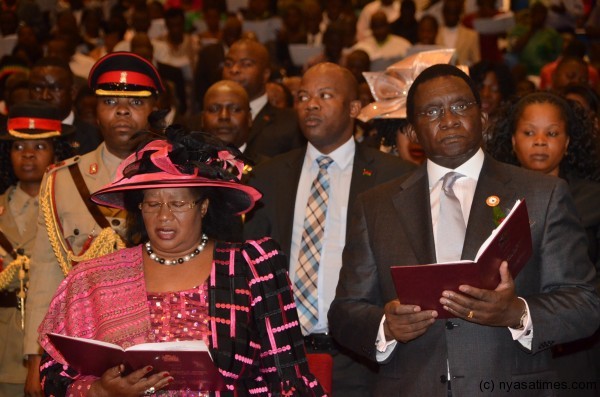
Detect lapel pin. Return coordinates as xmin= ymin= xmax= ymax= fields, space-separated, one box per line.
xmin=89 ymin=163 xmax=98 ymax=175
xmin=362 ymin=168 xmax=373 ymax=176
xmin=486 ymin=195 xmax=500 ymax=207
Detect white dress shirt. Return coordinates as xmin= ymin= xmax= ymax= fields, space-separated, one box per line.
xmin=376 ymin=149 xmax=532 ymax=360
xmin=249 ymin=93 xmax=269 ymax=121
xmin=289 ymin=138 xmax=355 ymax=334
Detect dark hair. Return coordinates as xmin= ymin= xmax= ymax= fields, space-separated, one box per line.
xmin=485 ymin=91 xmax=600 ymax=181
xmin=560 ymin=83 xmax=600 ymax=113
xmin=406 ymin=64 xmax=480 ymax=124
xmin=0 ymin=138 xmax=74 ymax=194
xmin=469 ymin=60 xmax=516 ymax=101
xmin=32 ymin=56 xmax=74 ymax=77
xmin=164 ymin=7 xmax=185 ymax=21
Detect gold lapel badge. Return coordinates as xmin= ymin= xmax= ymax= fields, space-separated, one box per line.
xmin=89 ymin=163 xmax=98 ymax=175
xmin=486 ymin=195 xmax=500 ymax=207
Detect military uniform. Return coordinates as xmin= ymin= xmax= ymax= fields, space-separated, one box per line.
xmin=24 ymin=143 xmax=127 ymax=355
xmin=0 ymin=186 xmax=37 ymax=396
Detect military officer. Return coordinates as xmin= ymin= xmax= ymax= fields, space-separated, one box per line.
xmin=0 ymin=100 xmax=74 ymax=397
xmin=23 ymin=52 xmax=164 ymax=397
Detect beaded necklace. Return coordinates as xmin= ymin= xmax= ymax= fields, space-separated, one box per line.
xmin=144 ymin=234 xmax=208 ymax=266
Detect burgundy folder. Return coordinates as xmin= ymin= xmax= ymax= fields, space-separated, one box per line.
xmin=391 ymin=200 xmax=532 ymax=318
xmin=48 ymin=333 xmax=226 ymax=391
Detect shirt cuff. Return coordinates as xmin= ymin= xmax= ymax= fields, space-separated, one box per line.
xmin=375 ymin=315 xmax=398 ymax=362
xmin=508 ymin=297 xmax=533 ymax=350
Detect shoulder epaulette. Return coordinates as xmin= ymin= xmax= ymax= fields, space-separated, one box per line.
xmin=45 ymin=156 xmax=81 ymax=174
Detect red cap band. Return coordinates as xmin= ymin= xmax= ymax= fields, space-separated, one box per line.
xmin=8 ymin=117 xmax=62 ymax=132
xmin=96 ymin=71 xmax=157 ymax=89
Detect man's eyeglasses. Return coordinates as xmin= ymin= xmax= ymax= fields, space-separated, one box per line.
xmin=139 ymin=199 xmax=202 ymax=213
xmin=416 ymin=100 xmax=478 ymax=121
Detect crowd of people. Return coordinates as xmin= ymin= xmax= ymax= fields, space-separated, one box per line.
xmin=0 ymin=0 xmax=599 ymax=396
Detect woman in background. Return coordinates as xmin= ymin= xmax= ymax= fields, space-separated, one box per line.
xmin=0 ymin=100 xmax=72 ymax=397
xmin=486 ymin=91 xmax=600 ymax=388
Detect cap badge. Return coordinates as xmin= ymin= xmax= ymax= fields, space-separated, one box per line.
xmin=29 ymin=118 xmax=35 ymax=129
xmin=120 ymin=72 xmax=127 ymax=83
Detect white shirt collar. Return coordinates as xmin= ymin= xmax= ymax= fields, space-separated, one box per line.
xmin=249 ymin=93 xmax=269 ymax=120
xmin=238 ymin=142 xmax=247 ymax=153
xmin=63 ymin=110 xmax=75 ymax=125
xmin=306 ymin=137 xmax=355 ymax=171
xmin=427 ymin=148 xmax=485 ymax=187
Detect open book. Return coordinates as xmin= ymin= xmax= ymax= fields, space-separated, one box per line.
xmin=390 ymin=199 xmax=532 ymax=318
xmin=48 ymin=333 xmax=225 ymax=391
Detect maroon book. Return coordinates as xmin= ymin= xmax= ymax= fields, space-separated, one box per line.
xmin=391 ymin=199 xmax=532 ymax=319
xmin=47 ymin=333 xmax=226 ymax=392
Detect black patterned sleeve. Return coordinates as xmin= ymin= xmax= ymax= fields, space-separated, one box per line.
xmin=241 ymin=238 xmax=327 ymax=396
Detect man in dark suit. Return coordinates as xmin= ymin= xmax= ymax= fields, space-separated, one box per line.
xmin=28 ymin=57 xmax=101 ymax=155
xmin=244 ymin=62 xmax=415 ymax=396
xmin=202 ymin=79 xmax=268 ymax=242
xmin=329 ymin=64 xmax=600 ymax=396
xmin=202 ymin=80 xmax=268 ymax=168
xmin=223 ymin=38 xmax=305 ymax=157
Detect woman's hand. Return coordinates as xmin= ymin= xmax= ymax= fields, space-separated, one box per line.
xmin=88 ymin=364 xmax=173 ymax=397
xmin=24 ymin=355 xmax=44 ymax=397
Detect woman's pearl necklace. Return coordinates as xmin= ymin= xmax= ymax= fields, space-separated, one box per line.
xmin=145 ymin=234 xmax=208 ymax=266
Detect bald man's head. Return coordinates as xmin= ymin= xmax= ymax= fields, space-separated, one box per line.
xmin=296 ymin=63 xmax=361 ymax=153
xmin=202 ymin=80 xmax=252 ymax=148
xmin=223 ymin=39 xmax=271 ymax=100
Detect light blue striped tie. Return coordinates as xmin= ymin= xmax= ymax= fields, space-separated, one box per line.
xmin=294 ymin=156 xmax=334 ymax=334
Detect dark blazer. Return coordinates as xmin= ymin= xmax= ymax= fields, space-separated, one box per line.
xmin=244 ymin=143 xmax=415 ymax=397
xmin=69 ymin=117 xmax=101 ymax=156
xmin=329 ymin=155 xmax=600 ymax=397
xmin=244 ymin=143 xmax=415 ymax=259
xmin=247 ymin=102 xmax=305 ymax=158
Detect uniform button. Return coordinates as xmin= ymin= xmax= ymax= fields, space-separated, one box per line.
xmin=440 ymin=375 xmax=448 ymax=384
xmin=74 ymin=228 xmax=79 ymax=235
xmin=111 ymin=219 xmax=121 ymax=227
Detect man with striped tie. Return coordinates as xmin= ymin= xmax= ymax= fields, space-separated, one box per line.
xmin=244 ymin=62 xmax=414 ymax=397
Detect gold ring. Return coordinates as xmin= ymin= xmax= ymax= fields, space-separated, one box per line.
xmin=467 ymin=310 xmax=474 ymax=319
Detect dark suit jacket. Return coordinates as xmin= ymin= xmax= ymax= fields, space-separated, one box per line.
xmin=247 ymin=102 xmax=305 ymax=158
xmin=69 ymin=117 xmax=101 ymax=156
xmin=329 ymin=155 xmax=600 ymax=397
xmin=243 ymin=143 xmax=415 ymax=259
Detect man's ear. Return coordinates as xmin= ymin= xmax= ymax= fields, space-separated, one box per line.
xmin=349 ymin=100 xmax=362 ymax=118
xmin=404 ymin=123 xmax=419 ymax=143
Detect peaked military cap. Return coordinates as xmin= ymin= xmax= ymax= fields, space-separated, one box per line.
xmin=88 ymin=52 xmax=164 ymax=98
xmin=0 ymin=100 xmax=75 ymax=140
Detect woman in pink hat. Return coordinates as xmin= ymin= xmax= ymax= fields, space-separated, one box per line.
xmin=36 ymin=127 xmax=327 ymax=397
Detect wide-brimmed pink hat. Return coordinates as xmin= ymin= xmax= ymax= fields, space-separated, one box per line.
xmin=91 ymin=129 xmax=261 ymax=215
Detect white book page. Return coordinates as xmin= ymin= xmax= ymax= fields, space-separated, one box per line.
xmin=126 ymin=340 xmax=208 ymax=352
xmin=474 ymin=199 xmax=521 ymax=261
